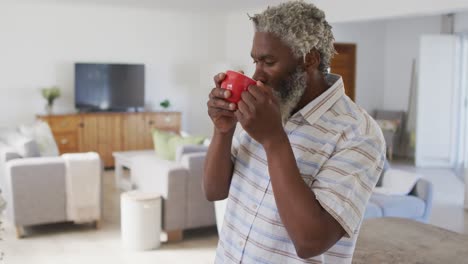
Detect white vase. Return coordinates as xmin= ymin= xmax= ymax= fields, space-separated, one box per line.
xmin=45 ymin=104 xmax=53 ymax=115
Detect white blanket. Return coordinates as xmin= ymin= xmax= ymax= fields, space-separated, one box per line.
xmin=62 ymin=152 xmax=101 ymax=223
xmin=374 ymin=169 xmax=421 ymax=196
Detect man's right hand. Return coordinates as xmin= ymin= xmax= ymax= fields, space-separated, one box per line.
xmin=207 ymin=72 xmax=238 ymax=134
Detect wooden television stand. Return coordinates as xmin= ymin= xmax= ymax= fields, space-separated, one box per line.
xmin=38 ymin=112 xmax=181 ymax=167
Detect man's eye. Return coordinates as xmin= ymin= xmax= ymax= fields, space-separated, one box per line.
xmin=252 ymin=60 xmax=275 ymax=66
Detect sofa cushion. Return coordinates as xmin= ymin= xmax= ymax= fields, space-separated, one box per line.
xmin=18 ymin=139 xmax=41 ymax=158
xmin=152 ymin=129 xmax=174 ymax=160
xmin=175 ymin=144 xmax=209 ymax=162
xmin=0 ymin=131 xmax=40 ymax=158
xmin=152 ymin=129 xmax=205 ymax=161
xmin=370 ymin=193 xmax=425 ymax=219
xmin=18 ymin=121 xmax=59 ymax=157
xmin=375 ymin=169 xmax=421 ymax=195
xmin=364 ymin=202 xmax=383 ymax=219
xmin=170 ymin=135 xmax=205 ymax=155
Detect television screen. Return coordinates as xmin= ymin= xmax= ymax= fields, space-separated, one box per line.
xmin=75 ymin=63 xmax=145 ymax=111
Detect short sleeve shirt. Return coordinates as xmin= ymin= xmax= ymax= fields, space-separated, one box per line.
xmin=215 ymin=74 xmax=386 ymax=264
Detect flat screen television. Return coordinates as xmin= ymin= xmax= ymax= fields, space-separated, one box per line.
xmin=75 ymin=63 xmax=145 ymax=112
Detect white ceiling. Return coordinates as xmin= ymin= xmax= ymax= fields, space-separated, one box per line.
xmin=7 ymin=0 xmax=468 ymax=22
xmin=10 ymin=0 xmax=286 ymax=12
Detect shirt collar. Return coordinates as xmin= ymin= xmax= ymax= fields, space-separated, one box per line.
xmin=293 ymin=74 xmax=345 ymax=126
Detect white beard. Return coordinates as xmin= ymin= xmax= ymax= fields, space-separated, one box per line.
xmin=272 ymin=69 xmax=308 ymax=124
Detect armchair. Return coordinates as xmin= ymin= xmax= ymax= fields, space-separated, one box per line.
xmin=0 ymin=126 xmax=102 ymax=238
xmin=364 ymin=161 xmax=433 ymax=223
xmin=131 ymin=145 xmax=216 ymax=241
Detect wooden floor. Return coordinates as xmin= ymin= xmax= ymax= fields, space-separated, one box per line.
xmin=1 ymin=164 xmax=467 ymax=264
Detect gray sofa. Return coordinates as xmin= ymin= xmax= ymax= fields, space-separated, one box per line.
xmin=214 ymin=163 xmax=434 ymax=235
xmin=0 ymin=128 xmax=102 ymax=238
xmin=131 ymin=145 xmax=216 ymax=241
xmin=364 ymin=162 xmax=433 ymax=222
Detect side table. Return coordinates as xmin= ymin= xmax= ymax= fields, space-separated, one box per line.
xmin=112 ymin=150 xmax=155 ymax=190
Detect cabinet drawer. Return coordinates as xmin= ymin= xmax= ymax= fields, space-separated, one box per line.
xmin=49 ymin=117 xmax=81 ymax=132
xmin=54 ymin=132 xmax=78 ymax=153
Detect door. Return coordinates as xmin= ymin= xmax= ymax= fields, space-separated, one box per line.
xmin=415 ymin=35 xmax=462 ymax=168
xmin=79 ymin=114 xmax=121 ymax=167
xmin=330 ymin=43 xmax=356 ymax=101
xmin=78 ymin=115 xmax=98 ymax=154
xmin=98 ymin=114 xmax=121 ymax=167
xmin=121 ymin=113 xmax=146 ymax=150
xmin=461 ymin=35 xmax=468 ymax=209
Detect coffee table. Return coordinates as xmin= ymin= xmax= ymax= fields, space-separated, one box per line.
xmin=112 ymin=150 xmax=155 ymax=190
xmin=353 ymin=217 xmax=468 ymax=263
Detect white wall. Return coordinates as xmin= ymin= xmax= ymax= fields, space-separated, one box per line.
xmin=455 ymin=11 xmax=468 ymax=33
xmin=11 ymin=0 xmax=468 ymax=24
xmin=378 ymin=12 xmax=468 ymax=112
xmin=331 ymin=21 xmax=387 ymax=113
xmin=382 ymin=15 xmax=442 ymax=111
xmin=2 ymin=2 xmax=467 ymax=138
xmin=224 ymin=12 xmax=387 ymax=114
xmin=225 ymin=11 xmax=258 ymax=77
xmin=308 ymin=0 xmax=468 ymax=23
xmin=224 ymin=8 xmax=468 ymax=115
xmin=0 ymin=2 xmax=226 ymax=136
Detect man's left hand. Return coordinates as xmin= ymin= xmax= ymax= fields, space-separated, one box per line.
xmin=235 ymin=81 xmax=285 ymax=146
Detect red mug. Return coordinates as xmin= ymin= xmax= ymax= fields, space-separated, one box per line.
xmin=220 ymin=70 xmax=256 ymax=103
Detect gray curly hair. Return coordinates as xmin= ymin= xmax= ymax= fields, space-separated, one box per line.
xmin=250 ymin=0 xmax=336 ymax=74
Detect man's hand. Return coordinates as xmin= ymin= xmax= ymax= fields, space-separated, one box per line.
xmin=207 ymin=72 xmax=238 ymax=134
xmin=235 ymin=81 xmax=285 ymax=146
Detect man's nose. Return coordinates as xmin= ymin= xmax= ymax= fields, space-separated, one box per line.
xmin=252 ymin=66 xmax=267 ymax=83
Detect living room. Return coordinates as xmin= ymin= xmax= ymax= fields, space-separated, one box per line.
xmin=1 ymin=0 xmax=468 ymax=263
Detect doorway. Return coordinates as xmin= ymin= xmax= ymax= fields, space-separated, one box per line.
xmin=330 ymin=43 xmax=357 ymax=101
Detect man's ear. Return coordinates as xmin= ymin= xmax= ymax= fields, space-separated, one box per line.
xmin=304 ymin=49 xmax=321 ymax=70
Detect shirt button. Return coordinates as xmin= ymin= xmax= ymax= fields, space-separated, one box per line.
xmin=238 ymin=240 xmax=243 ymax=247
xmin=252 ymin=204 xmax=258 ymax=210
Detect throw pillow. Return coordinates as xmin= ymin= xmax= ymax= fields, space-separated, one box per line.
xmin=0 ymin=141 xmax=22 ymax=161
xmin=168 ymin=134 xmax=205 ymax=160
xmin=1 ymin=130 xmax=40 ymax=158
xmin=18 ymin=120 xmax=59 ymax=157
xmin=152 ymin=129 xmax=205 ymax=161
xmin=152 ymin=129 xmax=177 ymax=160
xmin=0 ymin=127 xmax=16 ymax=142
xmin=374 ymin=169 xmax=421 ymax=195
xmin=0 ymin=141 xmax=15 ymax=157
xmin=175 ymin=144 xmax=209 ymax=162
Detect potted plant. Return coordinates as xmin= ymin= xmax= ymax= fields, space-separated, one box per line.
xmin=41 ymin=86 xmax=61 ymax=114
xmin=159 ymin=99 xmax=171 ymax=111
xmin=159 ymin=99 xmax=172 ymax=122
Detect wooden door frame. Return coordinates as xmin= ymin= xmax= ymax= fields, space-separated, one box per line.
xmin=331 ymin=43 xmax=357 ymax=101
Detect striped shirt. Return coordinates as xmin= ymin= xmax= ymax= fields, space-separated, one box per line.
xmin=215 ymin=74 xmax=386 ymax=264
